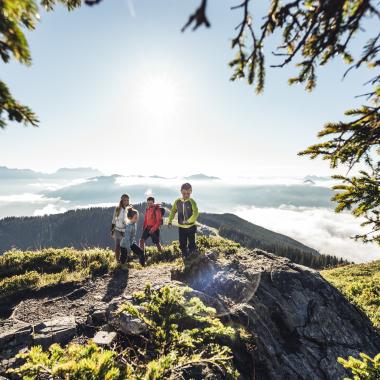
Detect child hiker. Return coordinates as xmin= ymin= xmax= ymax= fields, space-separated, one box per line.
xmin=111 ymin=194 xmax=131 ymax=262
xmin=120 ymin=208 xmax=146 ymax=266
xmin=140 ymin=196 xmax=163 ymax=253
xmin=168 ymin=183 xmax=199 ymax=257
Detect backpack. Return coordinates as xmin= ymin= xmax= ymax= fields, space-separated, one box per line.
xmin=154 ymin=204 xmax=165 ymax=225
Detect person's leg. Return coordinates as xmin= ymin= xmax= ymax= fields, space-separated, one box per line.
xmin=114 ymin=231 xmax=122 ymax=262
xmin=151 ymin=230 xmax=163 ymax=252
xmin=140 ymin=228 xmax=149 ymax=251
xmin=188 ymin=225 xmax=197 ymax=253
xmin=120 ymin=247 xmax=128 ymax=264
xmin=131 ymin=243 xmax=145 ymax=266
xmin=178 ymin=227 xmax=188 ymax=256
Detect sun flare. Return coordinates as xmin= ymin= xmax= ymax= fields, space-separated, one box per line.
xmin=138 ymin=74 xmax=181 ymax=118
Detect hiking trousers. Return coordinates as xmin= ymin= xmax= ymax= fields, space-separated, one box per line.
xmin=120 ymin=243 xmax=145 ymax=265
xmin=178 ymin=225 xmax=197 ymax=256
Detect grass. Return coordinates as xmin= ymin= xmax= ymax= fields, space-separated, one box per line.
xmin=0 ymin=247 xmax=117 ymax=302
xmin=321 ymin=260 xmax=380 ymax=330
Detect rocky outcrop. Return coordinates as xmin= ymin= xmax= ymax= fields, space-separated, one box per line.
xmin=0 ymin=317 xmax=77 ymax=374
xmin=173 ymin=249 xmax=380 ymax=380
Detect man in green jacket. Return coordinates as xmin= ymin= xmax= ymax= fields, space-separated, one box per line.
xmin=168 ymin=183 xmax=199 ymax=257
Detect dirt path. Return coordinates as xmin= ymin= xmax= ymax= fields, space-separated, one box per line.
xmin=0 ymin=264 xmax=173 ymax=333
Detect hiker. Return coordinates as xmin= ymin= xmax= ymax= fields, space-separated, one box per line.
xmin=140 ymin=196 xmax=164 ymax=253
xmin=111 ymin=194 xmax=131 ymax=262
xmin=168 ymin=183 xmax=199 ymax=257
xmin=120 ymin=208 xmax=145 ymax=266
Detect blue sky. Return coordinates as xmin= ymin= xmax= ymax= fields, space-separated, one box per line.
xmin=1 ymin=0 xmax=376 ymax=177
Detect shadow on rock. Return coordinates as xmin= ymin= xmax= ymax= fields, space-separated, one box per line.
xmin=102 ymin=268 xmax=130 ymax=302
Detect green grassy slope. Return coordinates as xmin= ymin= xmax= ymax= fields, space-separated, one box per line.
xmin=322 ymin=260 xmax=380 ymax=330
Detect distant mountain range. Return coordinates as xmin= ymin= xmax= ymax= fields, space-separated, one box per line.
xmin=0 ymin=166 xmax=220 ymax=181
xmin=0 ymin=166 xmax=102 ymax=180
xmin=0 ymin=205 xmax=347 ymax=269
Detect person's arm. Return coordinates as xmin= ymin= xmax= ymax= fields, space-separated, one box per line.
xmin=111 ymin=208 xmax=117 ymax=232
xmin=187 ymin=199 xmax=199 ymax=224
xmin=168 ymin=200 xmax=178 ymax=224
xmin=151 ymin=207 xmax=162 ymax=232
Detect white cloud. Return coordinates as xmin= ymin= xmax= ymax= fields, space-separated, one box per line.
xmin=34 ymin=204 xmax=67 ymax=216
xmin=28 ymin=178 xmax=90 ymax=191
xmin=235 ymin=205 xmax=380 ymax=263
xmin=0 ymin=193 xmax=59 ymax=204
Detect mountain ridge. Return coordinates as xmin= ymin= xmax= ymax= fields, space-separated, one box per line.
xmin=0 ymin=205 xmax=347 ymax=269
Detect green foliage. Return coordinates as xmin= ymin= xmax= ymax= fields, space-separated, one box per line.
xmin=0 ymin=0 xmax=82 ymax=128
xmin=299 ymin=113 xmax=380 ymax=244
xmin=0 ymin=247 xmax=116 ymax=301
xmin=11 ymin=285 xmax=241 ymax=379
xmin=9 ymin=342 xmax=126 ymax=380
xmin=196 ymin=235 xmax=240 ymax=255
xmin=0 ymin=270 xmax=40 ymax=295
xmin=185 ymin=0 xmax=380 ymax=246
xmin=322 ymin=260 xmax=380 ymax=329
xmin=144 ymin=241 xmax=182 ymax=266
xmin=338 ymin=352 xmax=380 ymax=380
xmin=119 ymin=284 xmax=240 ymax=378
xmin=136 ymin=235 xmax=239 ymax=267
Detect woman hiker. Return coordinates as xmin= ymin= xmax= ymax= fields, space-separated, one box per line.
xmin=110 ymin=194 xmax=132 ymax=262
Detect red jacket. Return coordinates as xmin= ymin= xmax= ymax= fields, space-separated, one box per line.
xmin=143 ymin=205 xmax=162 ymax=232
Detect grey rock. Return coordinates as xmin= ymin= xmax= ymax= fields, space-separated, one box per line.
xmin=93 ymin=331 xmax=117 ymax=346
xmin=118 ymin=312 xmax=148 ymax=336
xmin=87 ymin=302 xmax=108 ymax=326
xmin=0 ymin=324 xmax=32 ymax=349
xmin=178 ymin=248 xmax=380 ymax=380
xmin=33 ymin=316 xmax=77 ymax=348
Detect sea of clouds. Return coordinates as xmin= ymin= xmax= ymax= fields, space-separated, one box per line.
xmin=0 ymin=172 xmax=379 ymax=262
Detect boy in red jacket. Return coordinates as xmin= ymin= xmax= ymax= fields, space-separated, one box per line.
xmin=140 ymin=196 xmax=163 ymax=253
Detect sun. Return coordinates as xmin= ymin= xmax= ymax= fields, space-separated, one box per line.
xmin=138 ymin=74 xmax=181 ymax=118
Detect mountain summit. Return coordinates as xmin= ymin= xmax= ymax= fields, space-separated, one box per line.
xmin=0 ymin=237 xmax=378 ymax=379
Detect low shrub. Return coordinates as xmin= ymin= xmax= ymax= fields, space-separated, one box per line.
xmin=0 ymin=271 xmax=40 ymax=296
xmin=338 ymin=353 xmax=380 ymax=380
xmin=9 ymin=343 xmax=127 ymax=380
xmin=0 ymin=248 xmax=116 ymax=301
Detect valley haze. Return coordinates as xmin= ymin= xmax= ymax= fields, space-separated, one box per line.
xmin=1 ymin=166 xmax=379 ymax=263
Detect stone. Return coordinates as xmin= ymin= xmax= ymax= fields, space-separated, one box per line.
xmin=93 ymin=331 xmax=117 ymax=346
xmin=33 ymin=316 xmax=77 ymax=348
xmin=87 ymin=302 xmax=107 ymax=326
xmin=179 ymin=248 xmax=380 ymax=380
xmin=118 ymin=312 xmax=148 ymax=336
xmin=0 ymin=324 xmax=32 ymax=349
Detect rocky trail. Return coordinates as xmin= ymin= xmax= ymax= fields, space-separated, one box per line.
xmin=1 ymin=265 xmax=173 ymax=328
xmin=0 ymin=264 xmax=173 ymax=375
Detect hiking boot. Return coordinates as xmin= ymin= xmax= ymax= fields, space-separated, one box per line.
xmin=139 ymin=253 xmax=146 ymax=267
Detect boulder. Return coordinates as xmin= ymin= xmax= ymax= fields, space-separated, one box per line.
xmin=117 ymin=312 xmax=148 ymax=336
xmin=0 ymin=323 xmax=33 ymax=374
xmin=174 ymin=248 xmax=380 ymax=380
xmin=33 ymin=316 xmax=77 ymax=348
xmin=0 ymin=324 xmax=32 ymax=351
